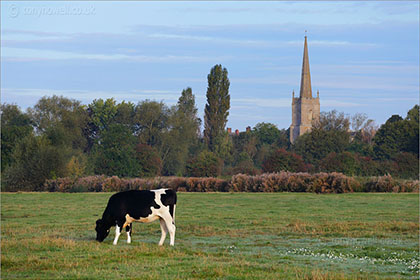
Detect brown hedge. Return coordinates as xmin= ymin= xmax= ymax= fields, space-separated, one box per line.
xmin=40 ymin=172 xmax=419 ymax=193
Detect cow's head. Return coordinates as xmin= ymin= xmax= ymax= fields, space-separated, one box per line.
xmin=95 ymin=219 xmax=110 ymax=242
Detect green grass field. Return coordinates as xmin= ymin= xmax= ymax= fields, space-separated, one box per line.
xmin=1 ymin=192 xmax=419 ymax=279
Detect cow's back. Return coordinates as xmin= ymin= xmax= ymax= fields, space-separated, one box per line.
xmin=104 ymin=190 xmax=158 ymax=221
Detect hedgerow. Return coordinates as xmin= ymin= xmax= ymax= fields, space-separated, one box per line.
xmin=34 ymin=172 xmax=419 ymax=193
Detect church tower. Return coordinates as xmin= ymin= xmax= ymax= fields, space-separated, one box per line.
xmin=290 ymin=35 xmax=320 ymax=144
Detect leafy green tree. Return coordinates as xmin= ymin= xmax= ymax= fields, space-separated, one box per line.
xmin=404 ymin=105 xmax=419 ymax=156
xmin=161 ymin=88 xmax=201 ymax=176
xmin=135 ymin=144 xmax=162 ymax=177
xmin=1 ymin=104 xmax=33 ymax=172
xmin=319 ymin=152 xmax=360 ymax=176
xmin=91 ymin=124 xmax=138 ymax=177
xmin=85 ymin=98 xmax=118 ymax=151
xmin=186 ymin=151 xmax=223 ymax=177
xmin=115 ymin=101 xmax=136 ymax=129
xmin=252 ymin=122 xmax=281 ymax=146
xmin=134 ymin=100 xmax=169 ymax=147
xmin=275 ymin=129 xmax=290 ymax=149
xmin=3 ymin=134 xmax=68 ymax=191
xmin=253 ymin=143 xmax=273 ymax=169
xmin=28 ymin=95 xmax=88 ymax=150
xmin=293 ymin=110 xmax=350 ymax=166
xmin=203 ymin=64 xmax=230 ymax=155
xmin=373 ymin=105 xmax=419 ymax=159
xmin=231 ymin=130 xmax=258 ymax=170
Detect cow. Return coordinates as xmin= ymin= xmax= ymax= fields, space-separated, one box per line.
xmin=95 ymin=189 xmax=176 ymax=246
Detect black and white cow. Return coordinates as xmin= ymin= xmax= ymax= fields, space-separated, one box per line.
xmin=95 ymin=189 xmax=176 ymax=246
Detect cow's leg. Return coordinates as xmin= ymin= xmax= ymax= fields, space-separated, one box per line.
xmin=161 ymin=212 xmax=176 ymax=246
xmin=113 ymin=224 xmax=122 ymax=245
xmin=126 ymin=223 xmax=132 ymax=244
xmin=158 ymin=218 xmax=168 ymax=246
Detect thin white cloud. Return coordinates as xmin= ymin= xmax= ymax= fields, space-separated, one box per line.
xmin=149 ymin=33 xmax=269 ymax=47
xmin=322 ymin=100 xmax=364 ymax=107
xmin=233 ymin=97 xmax=291 ymax=108
xmin=2 ymin=47 xmax=231 ymax=63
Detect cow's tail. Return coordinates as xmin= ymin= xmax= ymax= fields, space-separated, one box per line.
xmin=172 ymin=204 xmax=176 ymax=224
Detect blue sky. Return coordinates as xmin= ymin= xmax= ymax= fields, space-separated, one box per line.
xmin=1 ymin=1 xmax=419 ymax=130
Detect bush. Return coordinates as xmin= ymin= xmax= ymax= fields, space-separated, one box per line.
xmin=363 ymin=174 xmax=419 ymax=192
xmin=308 ymin=172 xmax=358 ymax=193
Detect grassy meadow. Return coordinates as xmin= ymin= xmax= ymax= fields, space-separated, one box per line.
xmin=1 ymin=192 xmax=419 ymax=279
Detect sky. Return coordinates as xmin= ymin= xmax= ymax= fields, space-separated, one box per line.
xmin=1 ymin=1 xmax=419 ymax=131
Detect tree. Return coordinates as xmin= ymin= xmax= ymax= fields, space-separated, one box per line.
xmin=262 ymin=148 xmax=307 ymax=173
xmin=161 ymin=88 xmax=201 ymax=176
xmin=319 ymin=152 xmax=360 ymax=176
xmin=293 ymin=110 xmax=351 ymax=166
xmin=85 ymin=98 xmax=118 ymax=151
xmin=313 ymin=110 xmax=350 ymax=131
xmin=134 ymin=100 xmax=169 ymax=147
xmin=390 ymin=152 xmax=419 ymax=179
xmin=347 ymin=115 xmax=377 ymax=157
xmin=135 ymin=144 xmax=162 ymax=177
xmin=404 ymin=105 xmax=419 ymax=156
xmin=252 ymin=122 xmax=281 ymax=146
xmin=28 ymin=95 xmax=88 ymax=151
xmin=293 ymin=128 xmax=350 ymax=166
xmin=3 ymin=134 xmax=68 ymax=191
xmin=186 ymin=151 xmax=223 ymax=177
xmin=232 ymin=131 xmax=258 ymax=165
xmin=373 ymin=106 xmax=419 ymax=159
xmin=114 ymin=101 xmax=136 ymax=130
xmin=91 ymin=124 xmax=138 ymax=177
xmin=203 ymin=64 xmax=230 ymax=155
xmin=1 ymin=104 xmax=33 ymax=172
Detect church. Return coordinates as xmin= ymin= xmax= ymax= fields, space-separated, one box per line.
xmin=289 ymin=35 xmax=320 ymax=144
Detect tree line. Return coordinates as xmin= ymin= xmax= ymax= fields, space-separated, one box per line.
xmin=1 ymin=64 xmax=419 ymax=190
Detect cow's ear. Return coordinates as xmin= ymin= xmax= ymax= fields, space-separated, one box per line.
xmin=96 ymin=219 xmax=102 ymax=225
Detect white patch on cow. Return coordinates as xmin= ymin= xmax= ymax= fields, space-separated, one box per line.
xmin=113 ymin=225 xmax=121 ymax=245
xmin=151 ymin=189 xmax=176 ymax=246
xmin=127 ymin=232 xmax=131 ymax=244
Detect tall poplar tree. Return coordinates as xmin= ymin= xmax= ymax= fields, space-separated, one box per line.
xmin=203 ymin=64 xmax=230 ymax=153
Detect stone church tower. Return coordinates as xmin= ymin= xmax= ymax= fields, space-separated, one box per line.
xmin=290 ymin=35 xmax=320 ymax=144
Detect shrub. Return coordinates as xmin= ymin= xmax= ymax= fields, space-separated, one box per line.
xmin=363 ymin=175 xmax=419 ymax=192
xmin=364 ymin=174 xmax=396 ymax=192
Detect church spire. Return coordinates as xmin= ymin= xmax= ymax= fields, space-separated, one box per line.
xmin=299 ymin=35 xmax=313 ymax=98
